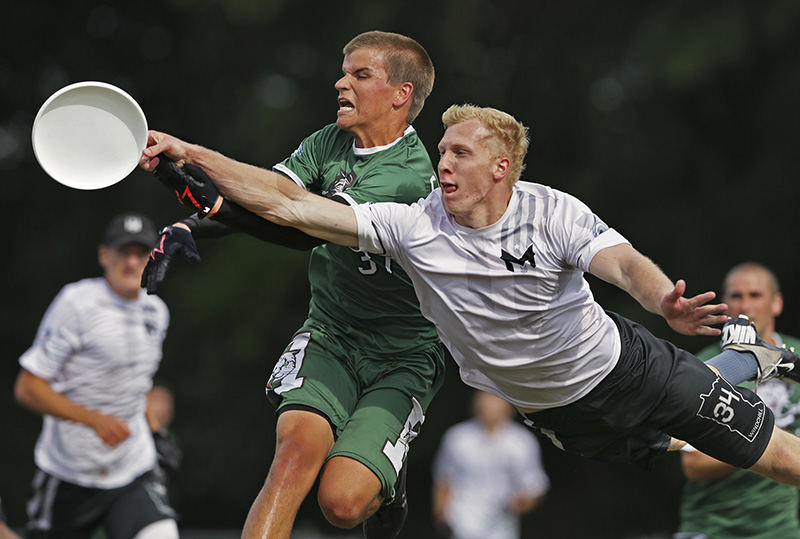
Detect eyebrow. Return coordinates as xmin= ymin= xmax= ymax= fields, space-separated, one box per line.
xmin=344 ymin=66 xmax=374 ymax=76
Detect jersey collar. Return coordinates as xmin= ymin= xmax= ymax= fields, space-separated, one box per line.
xmin=352 ymin=125 xmax=415 ymax=156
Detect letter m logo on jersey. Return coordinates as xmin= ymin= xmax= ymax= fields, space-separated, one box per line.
xmin=500 ymin=245 xmax=536 ymax=272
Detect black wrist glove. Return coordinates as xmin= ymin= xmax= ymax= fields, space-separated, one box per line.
xmin=141 ymin=226 xmax=201 ymax=294
xmin=153 ymin=428 xmax=182 ymax=474
xmin=154 ymin=157 xmax=223 ymax=217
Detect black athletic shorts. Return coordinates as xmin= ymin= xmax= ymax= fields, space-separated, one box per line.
xmin=521 ymin=311 xmax=774 ymax=469
xmin=26 ymin=469 xmax=176 ymax=539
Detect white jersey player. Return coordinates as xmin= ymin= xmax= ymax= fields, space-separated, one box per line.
xmin=157 ymin=103 xmax=800 ymax=494
xmin=15 ymin=213 xmax=178 ymax=539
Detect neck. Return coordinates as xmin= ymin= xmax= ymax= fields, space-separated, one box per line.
xmin=105 ymin=278 xmax=139 ymax=300
xmin=453 ymin=186 xmax=513 ymax=229
xmin=351 ymin=121 xmax=408 ymax=149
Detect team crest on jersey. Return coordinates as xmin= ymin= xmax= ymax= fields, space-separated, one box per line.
xmin=291 ymin=143 xmax=303 ymax=158
xmin=500 ymin=244 xmax=536 ymax=272
xmin=325 ymin=169 xmax=357 ymax=195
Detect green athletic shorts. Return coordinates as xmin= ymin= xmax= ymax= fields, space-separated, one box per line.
xmin=266 ymin=323 xmax=446 ymax=499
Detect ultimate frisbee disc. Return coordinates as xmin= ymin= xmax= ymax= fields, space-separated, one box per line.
xmin=32 ymin=81 xmax=148 ymax=190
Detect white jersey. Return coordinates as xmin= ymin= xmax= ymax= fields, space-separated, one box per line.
xmin=19 ymin=278 xmax=169 ymax=489
xmin=354 ymin=182 xmax=627 ymax=410
xmin=433 ymin=419 xmax=549 ymax=539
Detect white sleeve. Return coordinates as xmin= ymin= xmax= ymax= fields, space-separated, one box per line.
xmin=550 ymin=190 xmax=629 ymax=272
xmin=513 ymin=431 xmax=550 ymax=497
xmin=19 ymin=287 xmax=81 ymax=380
xmin=352 ymin=201 xmax=421 ymax=257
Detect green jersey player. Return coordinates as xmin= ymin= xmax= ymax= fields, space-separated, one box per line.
xmin=140 ymin=31 xmax=444 ymax=539
xmin=679 ymin=263 xmax=800 ymax=539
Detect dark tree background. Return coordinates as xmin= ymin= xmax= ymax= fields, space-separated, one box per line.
xmin=3 ymin=1 xmax=800 ymax=536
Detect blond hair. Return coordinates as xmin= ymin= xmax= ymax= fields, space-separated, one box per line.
xmin=441 ymin=104 xmax=530 ymax=184
xmin=343 ymin=31 xmax=434 ymax=123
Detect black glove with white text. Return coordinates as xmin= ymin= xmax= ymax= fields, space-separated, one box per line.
xmin=154 ymin=157 xmax=223 ymax=217
xmin=141 ymin=226 xmax=201 ymax=294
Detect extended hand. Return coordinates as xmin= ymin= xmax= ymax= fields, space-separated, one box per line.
xmin=142 ymin=225 xmax=201 ymax=294
xmin=139 ymin=130 xmax=188 ymax=171
xmin=660 ymin=279 xmax=728 ymax=336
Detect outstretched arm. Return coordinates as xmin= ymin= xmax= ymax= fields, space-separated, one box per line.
xmin=141 ymin=132 xmax=359 ymax=247
xmin=588 ymin=243 xmax=728 ymax=336
xmin=141 ymin=130 xmax=294 ymax=213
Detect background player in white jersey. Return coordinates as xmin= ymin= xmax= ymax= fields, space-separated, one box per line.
xmin=139 ymin=31 xmax=444 ymax=539
xmin=14 ymin=213 xmax=178 ymax=539
xmin=432 ymin=391 xmax=549 ymax=539
xmin=149 ymin=103 xmax=800 ymax=490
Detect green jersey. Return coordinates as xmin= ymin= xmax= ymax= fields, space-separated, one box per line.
xmin=274 ymin=124 xmax=439 ymax=354
xmin=679 ymin=334 xmax=800 ymax=538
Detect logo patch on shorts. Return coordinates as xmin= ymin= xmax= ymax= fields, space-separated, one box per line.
xmin=267 ymin=332 xmax=309 ymax=394
xmin=697 ymin=377 xmax=766 ymax=442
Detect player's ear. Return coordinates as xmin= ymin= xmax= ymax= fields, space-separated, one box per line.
xmin=493 ymin=156 xmax=510 ymax=182
xmin=98 ymin=245 xmax=110 ymax=270
xmin=772 ymin=292 xmax=784 ymax=318
xmin=393 ymin=82 xmax=413 ymax=108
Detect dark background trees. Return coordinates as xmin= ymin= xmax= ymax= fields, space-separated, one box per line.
xmin=3 ymin=1 xmax=800 ymax=536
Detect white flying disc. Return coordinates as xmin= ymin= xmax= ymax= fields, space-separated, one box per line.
xmin=32 ymin=81 xmax=148 ymax=190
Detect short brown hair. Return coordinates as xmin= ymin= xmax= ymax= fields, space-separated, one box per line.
xmin=343 ymin=31 xmax=434 ymax=123
xmin=441 ymin=104 xmax=530 ymax=184
xmin=724 ymin=262 xmax=781 ymax=295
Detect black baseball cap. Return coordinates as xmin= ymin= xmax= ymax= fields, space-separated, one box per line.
xmin=102 ymin=213 xmax=157 ymax=249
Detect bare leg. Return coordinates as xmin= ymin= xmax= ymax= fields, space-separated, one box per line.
xmin=317 ymin=455 xmax=384 ymax=528
xmin=749 ymin=426 xmax=800 ymax=486
xmin=241 ymin=410 xmax=334 ymax=539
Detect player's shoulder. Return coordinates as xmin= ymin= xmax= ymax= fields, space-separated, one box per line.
xmin=140 ymin=292 xmax=169 ymax=315
xmin=444 ymin=418 xmax=482 ymax=441
xmin=57 ymin=277 xmax=106 ymax=304
xmin=297 ymin=123 xmax=352 ymax=155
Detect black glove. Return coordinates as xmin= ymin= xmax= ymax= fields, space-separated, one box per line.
xmin=153 ymin=428 xmax=182 ymax=474
xmin=142 ymin=226 xmax=201 ymax=294
xmin=154 ymin=157 xmax=223 ymax=217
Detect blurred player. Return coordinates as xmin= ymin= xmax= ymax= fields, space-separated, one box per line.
xmin=147 ymin=385 xmax=182 ymax=484
xmin=139 ymin=31 xmax=444 ymax=539
xmin=14 ymin=213 xmax=178 ymax=538
xmin=433 ymin=391 xmax=549 ymax=539
xmin=152 ymin=103 xmax=800 ymax=488
xmin=678 ymin=262 xmax=800 ymax=538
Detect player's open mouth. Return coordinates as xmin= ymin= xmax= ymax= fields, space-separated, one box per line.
xmin=338 ymin=97 xmax=354 ymax=111
xmin=441 ymin=182 xmax=457 ymax=194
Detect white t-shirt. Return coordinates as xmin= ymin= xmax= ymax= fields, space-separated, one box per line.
xmin=354 ymin=182 xmax=628 ymax=410
xmin=433 ymin=419 xmax=550 ymax=539
xmin=19 ymin=278 xmax=169 ymax=489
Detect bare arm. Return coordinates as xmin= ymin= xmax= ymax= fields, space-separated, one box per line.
xmin=681 ymin=450 xmax=736 ymax=482
xmin=14 ymin=369 xmax=130 ymax=446
xmin=506 ymin=491 xmax=544 ymax=515
xmin=431 ymin=480 xmax=452 ymax=530
xmin=141 ymin=131 xmax=359 ymax=247
xmin=589 ymin=243 xmax=727 ymax=336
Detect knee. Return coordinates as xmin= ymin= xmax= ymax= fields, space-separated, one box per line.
xmin=269 ymin=435 xmax=328 ymax=482
xmin=318 ymin=485 xmax=374 ymax=529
